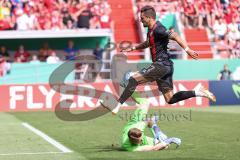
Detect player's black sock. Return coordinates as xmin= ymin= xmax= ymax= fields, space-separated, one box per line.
xmin=168 ymin=91 xmax=195 ymax=104
xmin=118 ymin=77 xmax=138 ymax=104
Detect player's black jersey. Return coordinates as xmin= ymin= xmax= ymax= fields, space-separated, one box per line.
xmin=147 ymin=21 xmax=173 ymax=65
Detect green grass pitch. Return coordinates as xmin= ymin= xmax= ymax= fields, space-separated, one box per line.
xmin=0 ymin=106 xmax=240 ymax=160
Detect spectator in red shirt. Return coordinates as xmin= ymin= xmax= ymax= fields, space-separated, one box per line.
xmin=224 ymin=8 xmax=233 ymax=24
xmin=14 ymin=45 xmax=30 ymax=62
xmin=1 ymin=0 xmax=113 ymax=31
xmin=99 ymin=11 xmax=113 ymax=29
xmin=36 ymin=0 xmax=48 ymax=13
xmin=68 ymin=0 xmax=80 ymax=15
xmin=183 ymin=0 xmax=198 ymax=28
xmin=43 ymin=0 xmax=56 ymax=11
xmin=0 ymin=15 xmax=15 ymax=30
xmin=197 ymin=0 xmax=212 ymax=28
xmin=0 ymin=19 xmax=11 ymax=30
xmin=36 ymin=11 xmax=51 ymax=30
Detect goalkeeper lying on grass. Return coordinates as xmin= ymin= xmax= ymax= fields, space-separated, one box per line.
xmin=121 ymin=91 xmax=181 ymax=151
xmin=117 ymin=71 xmax=181 ymax=151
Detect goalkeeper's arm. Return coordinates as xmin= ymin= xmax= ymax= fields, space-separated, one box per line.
xmin=133 ymin=142 xmax=168 ymax=151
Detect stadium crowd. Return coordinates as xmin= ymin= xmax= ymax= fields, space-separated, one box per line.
xmin=0 ymin=0 xmax=113 ymax=30
xmin=180 ymin=0 xmax=240 ymax=59
xmin=0 ymin=40 xmax=105 ymax=77
xmin=136 ymin=0 xmax=240 ymax=58
xmin=0 ymin=40 xmax=104 ymax=62
xmin=0 ymin=0 xmax=239 ymax=76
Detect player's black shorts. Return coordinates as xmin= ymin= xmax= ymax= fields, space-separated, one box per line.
xmin=140 ymin=61 xmax=173 ymax=94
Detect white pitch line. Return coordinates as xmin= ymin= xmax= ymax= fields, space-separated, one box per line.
xmin=22 ymin=122 xmax=72 ymax=153
xmin=0 ymin=151 xmax=64 ymax=156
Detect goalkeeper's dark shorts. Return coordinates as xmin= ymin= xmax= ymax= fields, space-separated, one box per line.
xmin=140 ymin=61 xmax=174 ymax=94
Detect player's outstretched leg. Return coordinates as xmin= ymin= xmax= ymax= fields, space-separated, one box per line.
xmin=100 ymin=75 xmax=138 ymax=114
xmin=118 ymin=76 xmax=139 ymax=104
xmin=165 ymin=86 xmax=216 ymax=104
xmin=194 ymin=86 xmax=216 ymax=102
xmin=101 ymin=71 xmax=148 ymax=115
xmin=119 ymin=71 xmax=149 ymax=104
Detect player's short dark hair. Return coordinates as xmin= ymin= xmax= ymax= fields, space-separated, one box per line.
xmin=140 ymin=5 xmax=156 ymax=19
xmin=128 ymin=128 xmax=142 ymax=144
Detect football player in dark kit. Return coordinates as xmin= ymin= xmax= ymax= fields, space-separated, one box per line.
xmin=101 ymin=5 xmax=216 ymax=114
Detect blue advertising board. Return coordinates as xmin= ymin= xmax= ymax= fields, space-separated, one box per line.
xmin=209 ymin=81 xmax=240 ymax=106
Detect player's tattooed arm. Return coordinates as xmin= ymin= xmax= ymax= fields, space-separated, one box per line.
xmin=120 ymin=41 xmax=149 ymax=52
xmin=168 ymin=31 xmax=199 ymax=59
xmin=135 ymin=40 xmax=149 ymax=50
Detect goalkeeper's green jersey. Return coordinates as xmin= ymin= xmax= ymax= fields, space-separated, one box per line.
xmin=121 ymin=107 xmax=154 ymax=151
